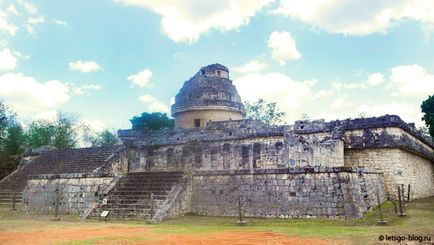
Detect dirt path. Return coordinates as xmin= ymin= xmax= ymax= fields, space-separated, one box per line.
xmin=0 ymin=226 xmax=346 ymax=245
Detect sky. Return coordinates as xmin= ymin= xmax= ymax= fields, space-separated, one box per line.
xmin=0 ymin=0 xmax=434 ymax=132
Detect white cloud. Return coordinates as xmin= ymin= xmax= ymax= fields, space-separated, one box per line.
xmin=267 ymin=31 xmax=301 ymax=65
xmin=366 ymin=73 xmax=384 ymax=86
xmin=0 ymin=73 xmax=70 ymax=119
xmin=118 ymin=0 xmax=273 ymax=43
xmin=72 ymin=84 xmax=103 ymax=95
xmin=332 ymin=73 xmax=384 ymax=90
xmin=26 ymin=15 xmax=45 ymax=34
xmin=6 ymin=4 xmax=18 ymax=15
xmin=128 ymin=68 xmax=153 ymax=88
xmin=139 ymin=94 xmax=170 ymax=113
xmin=330 ymin=97 xmax=354 ymax=109
xmin=233 ymin=60 xmax=267 ymax=73
xmin=0 ymin=9 xmax=18 ymax=35
xmin=390 ymin=64 xmax=434 ymax=97
xmin=18 ymin=0 xmax=38 ymax=15
xmin=0 ymin=48 xmax=18 ymax=71
xmin=232 ymin=67 xmax=425 ymax=126
xmin=52 ymin=19 xmax=67 ymax=26
xmin=28 ymin=16 xmax=45 ymax=25
xmin=356 ymin=101 xmax=423 ymax=126
xmin=274 ymin=0 xmax=434 ymax=36
xmin=234 ymin=72 xmax=311 ymax=122
xmin=68 ymin=60 xmax=101 ymax=73
xmin=82 ymin=119 xmax=107 ymax=133
xmin=304 ymin=79 xmax=318 ymax=87
xmin=173 ymin=51 xmax=185 ymax=60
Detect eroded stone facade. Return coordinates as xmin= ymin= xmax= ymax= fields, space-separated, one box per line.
xmin=171 ymin=64 xmax=244 ymax=128
xmin=4 ymin=64 xmax=433 ymax=221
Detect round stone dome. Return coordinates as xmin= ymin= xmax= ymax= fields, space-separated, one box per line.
xmin=171 ymin=64 xmax=245 ymax=128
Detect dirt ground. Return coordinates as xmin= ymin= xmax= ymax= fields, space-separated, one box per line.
xmin=0 ymin=225 xmax=345 ymax=245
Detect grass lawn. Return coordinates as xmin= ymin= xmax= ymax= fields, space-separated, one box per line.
xmin=0 ymin=197 xmax=433 ymax=244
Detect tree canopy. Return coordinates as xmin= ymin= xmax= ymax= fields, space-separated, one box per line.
xmin=130 ymin=112 xmax=174 ymax=130
xmin=84 ymin=130 xmax=120 ymax=147
xmin=25 ymin=113 xmax=81 ymax=149
xmin=0 ymin=101 xmax=25 ymax=179
xmin=244 ymin=99 xmax=286 ymax=125
xmin=421 ymin=94 xmax=434 ymax=139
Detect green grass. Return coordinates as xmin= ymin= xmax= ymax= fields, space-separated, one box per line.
xmin=0 ymin=197 xmax=433 ymax=244
xmin=153 ymin=197 xmax=434 ymax=242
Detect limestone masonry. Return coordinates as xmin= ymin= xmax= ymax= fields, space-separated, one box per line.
xmin=0 ymin=63 xmax=433 ymax=222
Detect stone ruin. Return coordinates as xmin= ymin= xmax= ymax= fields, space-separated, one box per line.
xmin=0 ymin=64 xmax=433 ymax=222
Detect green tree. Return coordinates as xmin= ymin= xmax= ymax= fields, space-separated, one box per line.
xmin=0 ymin=102 xmax=24 ymax=179
xmin=52 ymin=113 xmax=80 ymax=149
xmin=244 ymin=99 xmax=286 ymax=125
xmin=301 ymin=113 xmax=310 ymax=121
xmin=358 ymin=112 xmax=367 ymax=119
xmin=130 ymin=112 xmax=174 ymax=130
xmin=25 ymin=120 xmax=55 ymax=148
xmin=85 ymin=130 xmax=120 ymax=147
xmin=3 ymin=125 xmax=25 ymax=157
xmin=24 ymin=112 xmax=81 ymax=149
xmin=421 ymin=94 xmax=434 ymax=139
xmin=0 ymin=101 xmax=10 ymax=144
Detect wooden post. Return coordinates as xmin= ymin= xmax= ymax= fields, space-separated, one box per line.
xmin=401 ymin=184 xmax=406 ymax=206
xmin=376 ymin=190 xmax=387 ymax=225
xmin=407 ymin=184 xmax=411 ymax=203
xmin=236 ymin=191 xmax=246 ymax=225
xmin=10 ymin=192 xmax=16 ymax=211
xmin=51 ymin=190 xmax=61 ymax=221
xmin=54 ymin=193 xmax=59 ymax=218
xmin=397 ymin=186 xmax=406 ymax=217
xmin=146 ymin=193 xmax=156 ymax=224
xmin=386 ymin=192 xmax=398 ymax=214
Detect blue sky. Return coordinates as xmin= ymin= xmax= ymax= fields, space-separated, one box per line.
xmin=1 ymin=0 xmax=434 ymax=132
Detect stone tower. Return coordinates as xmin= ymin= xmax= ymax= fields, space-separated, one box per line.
xmin=171 ymin=64 xmax=245 ymax=128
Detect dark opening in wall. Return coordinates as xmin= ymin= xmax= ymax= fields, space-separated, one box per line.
xmin=194 ymin=119 xmax=201 ymax=127
xmin=223 ymin=143 xmax=231 ymax=169
xmin=194 ymin=147 xmax=203 ymax=168
xmin=253 ymin=143 xmax=261 ymax=168
xmin=242 ymin=146 xmax=249 ymax=168
xmin=275 ymin=142 xmax=283 ymax=150
xmin=166 ymin=148 xmax=174 ymax=168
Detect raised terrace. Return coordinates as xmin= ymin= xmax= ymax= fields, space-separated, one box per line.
xmin=0 ymin=64 xmax=432 ymax=222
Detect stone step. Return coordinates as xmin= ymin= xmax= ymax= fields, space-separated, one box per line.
xmin=109 ymin=191 xmax=171 ymax=196
xmin=127 ymin=171 xmax=184 ymax=175
xmin=0 ymin=198 xmax=22 ymax=203
xmin=88 ymin=171 xmax=184 ymax=220
xmin=101 ymin=203 xmax=153 ymax=209
xmin=0 ymin=194 xmax=22 ymax=198
xmin=120 ymin=178 xmax=183 ymax=182
xmin=107 ymin=193 xmax=167 ymax=199
xmin=114 ymin=183 xmax=175 ymax=191
xmin=107 ymin=198 xmax=165 ymax=204
xmin=92 ymin=208 xmax=151 ymax=218
xmin=119 ymin=179 xmax=182 ymax=184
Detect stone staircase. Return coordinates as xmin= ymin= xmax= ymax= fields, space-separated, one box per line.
xmin=0 ymin=146 xmax=120 ymax=209
xmin=0 ymin=190 xmax=21 ymax=208
xmin=91 ymin=171 xmax=186 ymax=220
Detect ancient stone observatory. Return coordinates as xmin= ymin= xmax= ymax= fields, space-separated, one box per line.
xmin=0 ymin=64 xmax=433 ymax=222
xmin=171 ymin=64 xmax=244 ymax=128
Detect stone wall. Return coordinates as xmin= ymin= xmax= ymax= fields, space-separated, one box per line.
xmin=345 ymin=148 xmax=434 ymax=199
xmin=127 ymin=133 xmax=343 ymax=172
xmin=286 ymin=133 xmax=344 ymax=167
xmin=22 ymin=176 xmax=114 ymax=214
xmin=174 ymin=108 xmax=243 ymax=128
xmin=190 ymin=167 xmax=385 ymax=219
